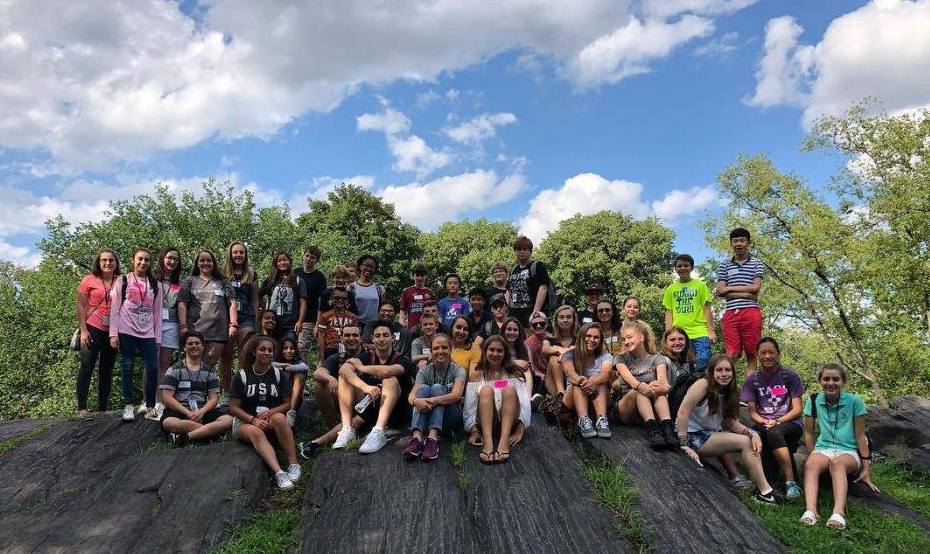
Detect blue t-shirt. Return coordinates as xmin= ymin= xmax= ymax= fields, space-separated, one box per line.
xmin=803 ymin=391 xmax=867 ymax=453
xmin=437 ymin=296 xmax=472 ymax=329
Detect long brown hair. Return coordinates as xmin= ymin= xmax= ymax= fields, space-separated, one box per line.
xmin=661 ymin=326 xmax=695 ymax=365
xmin=223 ymin=241 xmax=256 ymax=284
xmin=706 ymin=354 xmax=738 ymax=418
xmin=573 ymin=322 xmax=604 ymax=374
xmin=91 ymin=248 xmax=121 ymax=278
xmin=239 ymin=335 xmax=278 ymax=369
xmin=154 ymin=247 xmax=182 ymax=284
xmin=450 ymin=315 xmax=473 ymax=350
xmin=267 ymin=250 xmax=295 ymax=287
xmin=475 ymin=335 xmax=520 ymax=379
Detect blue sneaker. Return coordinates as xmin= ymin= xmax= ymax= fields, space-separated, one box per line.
xmin=786 ymin=480 xmax=802 ymax=500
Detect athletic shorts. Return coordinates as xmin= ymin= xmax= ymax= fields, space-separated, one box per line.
xmin=722 ymin=307 xmax=762 ymax=357
xmin=161 ymin=407 xmax=225 ymax=429
xmin=812 ymin=448 xmax=861 ymax=471
xmin=161 ymin=322 xmax=180 ymax=349
xmin=687 ymin=430 xmax=713 ymax=451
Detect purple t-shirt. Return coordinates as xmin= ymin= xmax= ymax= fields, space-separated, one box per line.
xmin=739 ymin=366 xmax=804 ymax=427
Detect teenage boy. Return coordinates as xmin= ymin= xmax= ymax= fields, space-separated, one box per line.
xmin=578 ymin=282 xmax=603 ymax=324
xmin=467 ymin=287 xmax=492 ymax=340
xmin=484 ymin=262 xmax=509 ymax=302
xmin=400 ymin=264 xmax=435 ymax=329
xmin=410 ymin=300 xmax=446 ymax=338
xmin=316 ymin=287 xmax=361 ymax=361
xmin=318 ymin=265 xmax=359 ymax=318
xmin=363 ymin=300 xmax=412 ymax=358
xmin=160 ymin=331 xmax=233 ymax=446
xmin=437 ymin=273 xmax=471 ymax=329
xmin=410 ymin=313 xmax=439 ymax=369
xmin=715 ymin=228 xmax=764 ymax=375
xmin=663 ymin=254 xmax=716 ymax=371
xmin=506 ymin=236 xmax=550 ymax=329
xmin=333 ymin=321 xmax=415 ymax=454
xmin=312 ymin=323 xmax=363 ymax=428
xmin=295 ymin=246 xmax=327 ymax=362
xmin=474 ymin=293 xmax=508 ymax=348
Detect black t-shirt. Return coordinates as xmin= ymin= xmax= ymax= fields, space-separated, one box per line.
xmin=354 ymin=350 xmax=416 ymax=386
xmin=259 ymin=276 xmax=307 ymax=325
xmin=362 ymin=321 xmax=412 ymax=358
xmin=578 ymin=308 xmax=595 ymax=324
xmin=469 ymin=310 xmax=494 ymax=340
xmin=478 ymin=319 xmax=505 ymax=339
xmin=507 ymin=261 xmax=550 ymax=310
xmin=484 ymin=285 xmax=507 ymax=303
xmin=229 ymin=366 xmax=290 ymax=417
xmin=294 ymin=268 xmax=327 ymax=324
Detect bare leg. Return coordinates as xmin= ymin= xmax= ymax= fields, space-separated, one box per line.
xmin=477 ymin=386 xmax=495 ymax=458
xmin=238 ymin=424 xmax=283 ymax=473
xmin=161 ymin=417 xmax=201 ymax=434
xmin=187 ymin=415 xmax=233 ymax=441
xmin=653 ymin=395 xmax=670 ymax=420
xmin=804 ymin=453 xmax=831 ymax=515
xmin=746 ymin=353 xmax=757 ymax=375
xmin=270 ymin=413 xmax=297 ymax=466
xmin=721 ymin=453 xmax=740 ymax=478
xmin=290 ymin=375 xmax=306 ymax=412
xmin=337 ymin=376 xmax=358 ymax=429
xmin=698 ymin=432 xmax=772 ymax=493
xmin=593 ymin=385 xmax=608 ymax=417
xmin=773 ymin=446 xmax=796 ymax=481
xmin=573 ymin=384 xmax=590 ymax=418
xmin=376 ymin=378 xmax=400 ymax=429
xmin=828 ymin=455 xmax=859 ymax=517
xmin=614 ymin=390 xmax=639 ymax=425
xmin=546 ymin=357 xmax=565 ymax=395
xmin=314 ymin=380 xmax=339 ymax=427
xmin=497 ymin=386 xmax=518 ymax=456
xmin=635 ymin=392 xmax=656 ymax=421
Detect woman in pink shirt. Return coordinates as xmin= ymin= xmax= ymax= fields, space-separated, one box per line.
xmin=109 ymin=248 xmax=162 ymax=422
xmin=75 ymin=248 xmax=120 ymax=420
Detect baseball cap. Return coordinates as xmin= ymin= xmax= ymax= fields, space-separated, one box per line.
xmin=530 ymin=312 xmax=547 ymax=323
xmin=490 ymin=293 xmax=506 ymax=306
xmin=585 ymin=282 xmax=604 ymax=293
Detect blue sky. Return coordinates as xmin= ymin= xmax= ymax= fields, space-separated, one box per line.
xmin=3 ymin=0 xmax=928 ymax=268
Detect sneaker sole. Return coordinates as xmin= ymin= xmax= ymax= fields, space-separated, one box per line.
xmin=596 ymin=432 xmax=612 ymax=439
xmin=580 ymin=430 xmax=597 ymax=438
xmin=403 ymin=451 xmax=422 ymax=459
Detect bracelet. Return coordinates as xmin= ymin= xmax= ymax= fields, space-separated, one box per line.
xmin=230 ymin=323 xmax=239 ymax=328
xmin=679 ymin=436 xmax=689 ymax=447
xmin=860 ymin=454 xmax=872 ymax=460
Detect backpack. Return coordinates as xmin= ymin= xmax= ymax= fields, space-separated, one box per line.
xmin=529 ymin=261 xmax=557 ymax=313
xmin=669 ymin=370 xmax=705 ymax=421
xmin=238 ymin=366 xmax=283 ymax=389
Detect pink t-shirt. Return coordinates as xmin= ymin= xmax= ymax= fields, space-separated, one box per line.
xmin=525 ymin=335 xmax=548 ymax=378
xmin=109 ymin=274 xmax=162 ymax=342
xmin=77 ymin=274 xmax=115 ymax=332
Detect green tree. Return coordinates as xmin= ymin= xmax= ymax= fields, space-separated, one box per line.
xmin=535 ymin=211 xmax=675 ymax=327
xmin=417 ymin=219 xmax=517 ymax=291
xmin=295 ymin=184 xmax=421 ymax=298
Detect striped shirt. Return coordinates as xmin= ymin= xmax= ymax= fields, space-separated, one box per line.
xmin=716 ymin=255 xmax=764 ymax=311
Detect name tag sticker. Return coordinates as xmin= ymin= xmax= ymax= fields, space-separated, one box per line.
xmin=421 ymin=348 xmax=431 ymax=355
xmin=162 ymin=308 xmax=170 ymax=321
xmin=493 ymin=379 xmax=509 ymax=389
xmin=255 ymin=406 xmax=269 ymax=414
xmin=393 ymin=332 xmax=400 ymax=341
xmin=178 ymin=381 xmax=191 ymax=389
xmin=413 ymin=294 xmax=423 ymax=300
xmin=214 ymin=289 xmax=225 ymax=297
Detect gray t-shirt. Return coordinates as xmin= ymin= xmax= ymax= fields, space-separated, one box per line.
xmin=160 ymin=361 xmax=220 ymax=408
xmin=411 ymin=336 xmax=433 ymax=358
xmin=159 ymin=280 xmax=181 ymax=323
xmin=616 ymin=352 xmax=664 ymax=384
xmin=178 ymin=276 xmax=234 ymax=342
xmin=350 ymin=281 xmax=383 ymax=324
xmin=563 ymin=351 xmax=614 ymax=378
xmin=415 ymin=361 xmax=466 ymax=392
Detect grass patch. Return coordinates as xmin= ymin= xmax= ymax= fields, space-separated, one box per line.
xmin=0 ymin=424 xmax=49 ymax=455
xmin=451 ymin=439 xmax=465 ymax=468
xmin=584 ymin=462 xmax=651 ymax=553
xmin=212 ymin=509 xmax=299 ymax=554
xmin=742 ymin=490 xmax=930 ymax=553
xmin=872 ymin=461 xmax=930 ymax=521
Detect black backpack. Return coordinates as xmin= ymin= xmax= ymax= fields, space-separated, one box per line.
xmin=669 ymin=370 xmax=705 ymax=421
xmin=120 ymin=274 xmax=159 ymax=304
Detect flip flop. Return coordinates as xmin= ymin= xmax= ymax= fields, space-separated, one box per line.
xmin=494 ymin=451 xmax=510 ymax=464
xmin=826 ymin=513 xmax=846 ymax=530
xmin=479 ymin=450 xmax=495 ymax=464
xmin=799 ymin=510 xmax=819 ymax=526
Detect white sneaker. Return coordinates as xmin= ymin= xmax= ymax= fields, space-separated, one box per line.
xmin=153 ymin=402 xmax=165 ymax=419
xmin=286 ymin=463 xmax=301 ymax=482
xmin=144 ymin=406 xmax=161 ymax=421
xmin=286 ymin=409 xmax=297 ymax=427
xmin=137 ymin=404 xmax=149 ymax=416
xmin=359 ymin=427 xmax=388 ymax=454
xmin=122 ymin=405 xmax=135 ymax=422
xmin=332 ymin=426 xmax=356 ymax=449
xmin=274 ymin=470 xmax=294 ymax=490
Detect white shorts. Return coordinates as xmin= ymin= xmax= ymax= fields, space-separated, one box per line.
xmin=161 ymin=322 xmax=180 ymax=349
xmin=812 ymin=448 xmax=860 ymax=470
xmin=463 ymin=379 xmax=532 ymax=431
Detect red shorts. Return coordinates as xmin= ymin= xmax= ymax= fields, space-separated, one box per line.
xmin=722 ymin=307 xmax=762 ymax=357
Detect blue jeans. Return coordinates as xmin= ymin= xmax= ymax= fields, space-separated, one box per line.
xmin=692 ymin=336 xmax=712 ymax=371
xmin=119 ymin=333 xmax=158 ymax=407
xmin=410 ymin=384 xmax=464 ymax=434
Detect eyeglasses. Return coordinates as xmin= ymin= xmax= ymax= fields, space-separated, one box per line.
xmin=333 ymin=297 xmax=349 ymax=303
xmin=597 ymin=308 xmax=612 ymax=313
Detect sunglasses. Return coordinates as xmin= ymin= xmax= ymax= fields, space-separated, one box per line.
xmin=333 ymin=297 xmax=349 ymax=302
xmin=531 ymin=322 xmax=546 ymax=329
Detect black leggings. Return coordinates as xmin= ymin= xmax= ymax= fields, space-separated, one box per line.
xmin=761 ymin=421 xmax=802 ymax=451
xmin=76 ymin=325 xmax=117 ymax=411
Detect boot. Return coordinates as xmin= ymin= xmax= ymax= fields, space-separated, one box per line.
xmin=660 ymin=419 xmax=677 ymax=449
xmin=646 ymin=419 xmax=665 ymax=449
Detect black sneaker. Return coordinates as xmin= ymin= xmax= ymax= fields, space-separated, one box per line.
xmin=298 ymin=440 xmax=320 ymax=460
xmin=660 ymin=419 xmax=677 ymax=449
xmin=646 ymin=420 xmax=665 ymax=449
xmin=754 ymin=489 xmax=780 ymax=504
xmin=169 ymin=432 xmax=188 ymax=448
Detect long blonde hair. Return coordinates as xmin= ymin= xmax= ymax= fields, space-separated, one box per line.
xmin=620 ymin=319 xmax=657 ymax=354
xmin=223 ymin=241 xmax=256 ymax=284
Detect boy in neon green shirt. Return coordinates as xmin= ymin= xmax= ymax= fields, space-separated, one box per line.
xmin=663 ymin=254 xmax=716 ymax=370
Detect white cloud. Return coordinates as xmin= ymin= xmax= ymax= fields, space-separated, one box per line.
xmin=444 ymin=112 xmax=518 ymax=145
xmin=379 ymin=170 xmax=526 ymax=229
xmin=747 ymin=1 xmax=930 ymax=121
xmin=642 ymin=0 xmax=757 ymax=18
xmin=416 ymin=90 xmax=440 ymax=108
xmin=356 ymin=108 xmax=411 ymax=136
xmin=651 ymin=185 xmax=718 ymax=220
xmin=357 ymin=105 xmax=451 ymax=177
xmin=518 ymin=173 xmax=649 ymax=241
xmin=518 ymin=174 xmax=719 ymax=242
xmin=0 ymin=240 xmax=39 ymax=268
xmin=0 ymin=1 xmax=755 ymax=171
xmin=570 ymin=15 xmax=715 ymax=87
xmin=693 ymin=31 xmax=740 ymax=57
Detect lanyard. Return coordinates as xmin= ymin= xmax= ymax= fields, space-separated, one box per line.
xmin=133 ymin=275 xmax=148 ymax=305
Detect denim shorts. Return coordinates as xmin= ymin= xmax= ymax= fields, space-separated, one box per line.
xmin=686 ymin=430 xmax=713 ymax=451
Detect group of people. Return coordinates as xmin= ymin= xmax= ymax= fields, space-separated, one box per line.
xmin=74 ymin=230 xmax=878 ymax=526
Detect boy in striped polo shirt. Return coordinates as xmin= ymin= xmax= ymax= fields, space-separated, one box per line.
xmin=715 ymin=228 xmax=764 ymax=375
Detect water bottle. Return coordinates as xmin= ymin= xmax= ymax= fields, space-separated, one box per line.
xmin=354 ymin=394 xmax=373 ymax=413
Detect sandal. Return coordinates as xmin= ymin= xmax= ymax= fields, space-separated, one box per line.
xmin=826 ymin=513 xmax=846 ymax=530
xmin=799 ymin=510 xmax=819 ymax=526
xmin=479 ymin=450 xmax=495 ymax=464
xmin=78 ymin=410 xmax=94 ymax=421
xmin=494 ymin=451 xmax=510 ymax=464
xmin=468 ymin=429 xmax=484 ymax=447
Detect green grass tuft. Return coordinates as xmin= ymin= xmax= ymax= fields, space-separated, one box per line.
xmin=583 ymin=460 xmax=651 ymax=553
xmin=451 ymin=439 xmax=465 ymax=468
xmin=0 ymin=424 xmax=49 ymax=455
xmin=212 ymin=509 xmax=300 ymax=554
xmin=871 ymin=460 xmax=930 ymax=522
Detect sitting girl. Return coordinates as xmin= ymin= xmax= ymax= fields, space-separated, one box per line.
xmin=273 ymin=336 xmax=310 ymax=427
xmin=464 ymin=335 xmax=531 ymax=464
xmin=228 ymin=335 xmax=300 ymax=490
xmin=561 ymin=322 xmax=613 ymax=439
xmin=800 ymin=363 xmax=879 ymax=529
xmin=450 ymin=316 xmax=480 ymax=374
xmin=402 ymin=334 xmax=467 ymax=461
xmin=541 ymin=305 xmax=578 ymax=397
xmin=614 ymin=320 xmax=675 ymax=449
xmin=676 ymin=354 xmax=779 ymax=504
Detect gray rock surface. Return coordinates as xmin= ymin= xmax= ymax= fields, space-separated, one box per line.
xmin=867 ymin=395 xmax=930 ymax=474
xmin=301 ymin=422 xmax=629 ymax=553
xmin=590 ymin=425 xmax=785 ymax=554
xmin=0 ymin=416 xmax=269 ymax=554
xmin=0 ymin=418 xmax=49 ymax=443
